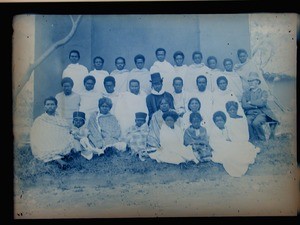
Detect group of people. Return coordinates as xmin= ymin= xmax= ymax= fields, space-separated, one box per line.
xmin=30 ymin=47 xmax=279 ymax=177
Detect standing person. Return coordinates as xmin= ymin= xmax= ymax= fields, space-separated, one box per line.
xmin=102 ymin=76 xmax=120 ymax=115
xmin=222 ymin=58 xmax=243 ymax=102
xmin=146 ymin=73 xmax=174 ymax=124
xmin=241 ymin=72 xmax=279 ymax=142
xmin=128 ymin=54 xmax=151 ymax=94
xmin=173 ymin=51 xmax=188 ymax=87
xmin=210 ymin=111 xmax=258 ymax=178
xmin=55 ymin=77 xmax=80 ymax=126
xmin=183 ymin=112 xmax=212 ymax=162
xmin=89 ymin=56 xmax=109 ymax=94
xmin=148 ymin=111 xmax=199 ymax=165
xmin=115 ymin=79 xmax=148 ymax=136
xmin=124 ymin=112 xmax=150 ymax=161
xmin=79 ymin=75 xmax=102 ymax=123
xmin=206 ymin=56 xmax=222 ymax=92
xmin=62 ymin=50 xmax=88 ymax=94
xmin=171 ymin=77 xmax=189 ymax=118
xmin=187 ymin=51 xmax=210 ymax=92
xmin=30 ymin=96 xmax=76 ymax=169
xmin=150 ymin=48 xmax=175 ymax=93
xmin=110 ymin=56 xmax=130 ymax=93
xmin=233 ymin=48 xmax=268 ymax=92
xmin=87 ymin=97 xmax=126 ymax=152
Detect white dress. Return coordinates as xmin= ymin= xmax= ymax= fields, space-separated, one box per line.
xmin=149 ymin=123 xmax=199 ymax=165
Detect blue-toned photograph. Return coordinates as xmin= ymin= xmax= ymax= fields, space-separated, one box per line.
xmin=13 ymin=13 xmax=297 ymax=218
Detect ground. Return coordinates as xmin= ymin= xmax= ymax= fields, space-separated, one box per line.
xmin=13 ymin=79 xmax=298 ymax=219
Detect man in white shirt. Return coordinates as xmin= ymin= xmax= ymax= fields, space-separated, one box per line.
xmin=102 ymin=76 xmax=120 ymax=115
xmin=89 ymin=56 xmax=109 ymax=94
xmin=173 ymin=51 xmax=189 ymax=89
xmin=62 ymin=50 xmax=89 ymax=94
xmin=110 ymin=56 xmax=130 ymax=93
xmin=128 ymin=54 xmax=151 ymax=94
xmin=150 ymin=48 xmax=175 ymax=93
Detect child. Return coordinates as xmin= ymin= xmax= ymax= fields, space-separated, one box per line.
xmin=184 ymin=112 xmax=212 ymax=162
xmin=70 ymin=111 xmax=104 ymax=160
xmin=124 ymin=112 xmax=150 ymax=161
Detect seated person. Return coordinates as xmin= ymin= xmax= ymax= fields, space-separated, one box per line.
xmin=30 ymin=96 xmax=76 ymax=169
xmin=241 ymin=72 xmax=279 ymax=141
xmin=87 ymin=97 xmax=126 ymax=152
xmin=124 ymin=112 xmax=150 ymax=161
xmin=184 ymin=112 xmax=212 ymax=162
xmin=70 ymin=111 xmax=104 ymax=160
xmin=148 ymin=111 xmax=199 ymax=165
xmin=210 ymin=111 xmax=258 ymax=178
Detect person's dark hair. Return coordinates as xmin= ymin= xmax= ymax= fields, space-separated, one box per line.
xmin=216 ymin=76 xmax=228 ymax=86
xmin=93 ymin=56 xmax=104 ymax=64
xmin=196 ymin=75 xmax=207 ymax=84
xmin=173 ymin=77 xmax=183 ymax=85
xmin=115 ymin=57 xmax=126 ymax=64
xmin=129 ymin=79 xmax=140 ymax=86
xmin=44 ymin=96 xmax=58 ymax=106
xmin=83 ymin=75 xmax=96 ymax=85
xmin=61 ymin=77 xmax=74 ymax=87
xmin=155 ymin=48 xmax=166 ymax=55
xmin=162 ymin=110 xmax=179 ymax=122
xmin=189 ymin=112 xmax=203 ymax=123
xmin=213 ymin=111 xmax=227 ymax=123
xmin=192 ymin=51 xmax=203 ymax=59
xmin=223 ymin=58 xmax=233 ymax=66
xmin=69 ymin=50 xmax=80 ymax=59
xmin=225 ymin=101 xmax=239 ymax=112
xmin=187 ymin=97 xmax=201 ymax=111
xmin=237 ymin=49 xmax=248 ymax=56
xmin=134 ymin=54 xmax=145 ymax=63
xmin=158 ymin=97 xmax=171 ymax=107
xmin=173 ymin=51 xmax=184 ymax=60
xmin=104 ymin=76 xmax=116 ymax=86
xmin=207 ymin=56 xmax=217 ymax=64
xmin=98 ymin=97 xmax=113 ymax=109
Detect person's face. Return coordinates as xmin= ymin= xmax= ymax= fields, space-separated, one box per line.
xmin=174 ymin=55 xmax=184 ymax=66
xmin=94 ymin=58 xmax=103 ymax=70
xmin=165 ymin=116 xmax=175 ymax=129
xmin=135 ymin=118 xmax=146 ymax=127
xmin=248 ymin=79 xmax=259 ymax=90
xmin=208 ymin=59 xmax=217 ymax=69
xmin=173 ymin=79 xmax=183 ymax=93
xmin=214 ymin=116 xmax=225 ymax=129
xmin=99 ymin=103 xmax=111 ymax=115
xmin=135 ymin=59 xmax=145 ymax=70
xmin=156 ymin=50 xmax=166 ymax=62
xmin=152 ymin=81 xmax=163 ymax=92
xmin=189 ymin=99 xmax=200 ymax=112
xmin=217 ymin=79 xmax=228 ymax=91
xmin=227 ymin=105 xmax=238 ymax=118
xmin=73 ymin=117 xmax=85 ymax=128
xmin=69 ymin=52 xmax=79 ymax=64
xmin=193 ymin=54 xmax=202 ymax=64
xmin=160 ymin=99 xmax=170 ymax=112
xmin=129 ymin=81 xmax=140 ymax=95
xmin=104 ymin=81 xmax=115 ymax=93
xmin=224 ymin=60 xmax=233 ymax=72
xmin=115 ymin=59 xmax=125 ymax=70
xmin=238 ymin=52 xmax=248 ymax=64
xmin=197 ymin=77 xmax=207 ymax=92
xmin=44 ymin=100 xmax=57 ymax=115
xmin=191 ymin=117 xmax=201 ymax=129
xmin=62 ymin=82 xmax=73 ymax=95
xmin=84 ymin=79 xmax=95 ymax=91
